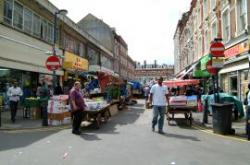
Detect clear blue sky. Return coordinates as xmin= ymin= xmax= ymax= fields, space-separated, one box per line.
xmin=50 ymin=0 xmax=191 ymax=65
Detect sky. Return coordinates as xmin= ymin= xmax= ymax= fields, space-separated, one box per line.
xmin=50 ymin=0 xmax=191 ymax=65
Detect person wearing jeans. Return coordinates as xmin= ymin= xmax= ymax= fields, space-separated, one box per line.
xmin=148 ymin=77 xmax=169 ymax=134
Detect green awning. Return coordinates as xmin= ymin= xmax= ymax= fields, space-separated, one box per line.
xmin=193 ymin=70 xmax=210 ymax=78
xmin=200 ymin=54 xmax=211 ymax=70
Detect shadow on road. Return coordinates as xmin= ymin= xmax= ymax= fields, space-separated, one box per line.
xmin=80 ymin=133 xmax=102 ymax=141
xmin=161 ymin=133 xmax=200 ymax=142
xmin=0 ymin=130 xmax=59 ymax=151
xmin=81 ymin=103 xmax=145 ymax=135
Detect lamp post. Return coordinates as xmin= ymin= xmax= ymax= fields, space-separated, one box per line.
xmin=52 ymin=9 xmax=68 ymax=90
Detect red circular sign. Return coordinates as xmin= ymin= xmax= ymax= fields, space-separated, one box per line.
xmin=206 ymin=60 xmax=217 ymax=75
xmin=210 ymin=42 xmax=225 ymax=57
xmin=46 ymin=56 xmax=61 ymax=71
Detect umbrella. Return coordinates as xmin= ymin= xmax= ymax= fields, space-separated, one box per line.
xmin=163 ymin=79 xmax=200 ymax=87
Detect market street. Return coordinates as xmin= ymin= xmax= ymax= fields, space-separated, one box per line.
xmin=0 ymin=100 xmax=249 ymax=165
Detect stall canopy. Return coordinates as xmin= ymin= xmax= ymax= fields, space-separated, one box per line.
xmin=163 ymin=79 xmax=200 ymax=87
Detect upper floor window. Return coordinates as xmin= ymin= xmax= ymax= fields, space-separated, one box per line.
xmin=3 ymin=0 xmax=54 ymax=44
xmin=222 ymin=10 xmax=230 ymax=42
xmin=211 ymin=21 xmax=217 ymax=41
xmin=211 ymin=0 xmax=216 ymax=11
xmin=203 ymin=0 xmax=208 ymax=18
xmin=4 ymin=0 xmax=13 ymax=25
xmin=237 ymin=0 xmax=247 ymax=34
xmin=13 ymin=1 xmax=23 ymax=30
xmin=23 ymin=8 xmax=32 ymax=34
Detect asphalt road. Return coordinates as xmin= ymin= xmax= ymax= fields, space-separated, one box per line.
xmin=0 ymin=101 xmax=250 ymax=165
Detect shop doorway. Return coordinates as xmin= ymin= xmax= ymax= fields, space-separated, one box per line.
xmin=230 ymin=76 xmax=238 ymax=97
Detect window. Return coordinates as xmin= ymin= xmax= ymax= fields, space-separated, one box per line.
xmin=87 ymin=47 xmax=99 ymax=65
xmin=204 ymin=31 xmax=209 ymax=53
xmin=13 ymin=1 xmax=23 ymax=29
xmin=4 ymin=0 xmax=13 ymax=25
xmin=203 ymin=0 xmax=208 ymax=18
xmin=197 ymin=8 xmax=201 ymax=26
xmin=222 ymin=10 xmax=230 ymax=42
xmin=47 ymin=23 xmax=54 ymax=43
xmin=211 ymin=22 xmax=217 ymax=41
xmin=237 ymin=0 xmax=247 ymax=33
xmin=23 ymin=8 xmax=32 ymax=34
xmin=211 ymin=0 xmax=216 ymax=11
xmin=41 ymin=20 xmax=48 ymax=41
xmin=32 ymin=14 xmax=41 ymax=37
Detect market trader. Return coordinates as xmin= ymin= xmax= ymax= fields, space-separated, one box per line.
xmin=69 ymin=81 xmax=86 ymax=135
xmin=148 ymin=77 xmax=169 ymax=134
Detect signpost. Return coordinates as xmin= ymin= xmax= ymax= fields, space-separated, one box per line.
xmin=46 ymin=55 xmax=61 ymax=90
xmin=46 ymin=55 xmax=61 ymax=71
xmin=209 ymin=39 xmax=225 ymax=103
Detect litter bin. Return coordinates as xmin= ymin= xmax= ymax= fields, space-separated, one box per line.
xmin=211 ymin=103 xmax=234 ymax=135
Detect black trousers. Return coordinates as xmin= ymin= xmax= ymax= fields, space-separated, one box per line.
xmin=10 ymin=101 xmax=18 ymax=122
xmin=41 ymin=105 xmax=48 ymax=126
xmin=72 ymin=110 xmax=84 ymax=132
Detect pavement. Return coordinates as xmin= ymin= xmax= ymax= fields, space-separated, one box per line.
xmin=0 ymin=100 xmax=250 ymax=165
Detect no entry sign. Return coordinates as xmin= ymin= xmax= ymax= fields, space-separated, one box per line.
xmin=46 ymin=56 xmax=61 ymax=71
xmin=210 ymin=42 xmax=225 ymax=57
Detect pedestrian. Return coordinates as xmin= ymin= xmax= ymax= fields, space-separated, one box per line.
xmin=148 ymin=77 xmax=169 ymax=134
xmin=40 ymin=82 xmax=50 ymax=126
xmin=36 ymin=83 xmax=42 ymax=97
xmin=69 ymin=81 xmax=86 ymax=135
xmin=246 ymin=83 xmax=250 ymax=140
xmin=7 ymin=81 xmax=23 ymax=123
xmin=54 ymin=82 xmax=63 ymax=95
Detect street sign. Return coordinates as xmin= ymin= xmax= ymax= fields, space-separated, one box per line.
xmin=210 ymin=42 xmax=225 ymax=57
xmin=206 ymin=59 xmax=217 ymax=75
xmin=46 ymin=55 xmax=61 ymax=71
xmin=212 ymin=57 xmax=224 ymax=68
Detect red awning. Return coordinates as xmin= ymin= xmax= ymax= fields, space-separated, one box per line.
xmin=163 ymin=79 xmax=200 ymax=87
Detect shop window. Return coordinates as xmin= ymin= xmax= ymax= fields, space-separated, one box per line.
xmin=23 ymin=8 xmax=32 ymax=34
xmin=4 ymin=0 xmax=13 ymax=25
xmin=230 ymin=76 xmax=238 ymax=96
xmin=244 ymin=71 xmax=248 ymax=80
xmin=13 ymin=1 xmax=23 ymax=30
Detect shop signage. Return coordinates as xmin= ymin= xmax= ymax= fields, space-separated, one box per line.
xmin=63 ymin=51 xmax=88 ymax=71
xmin=224 ymin=41 xmax=249 ymax=59
xmin=46 ymin=56 xmax=61 ymax=71
xmin=210 ymin=42 xmax=225 ymax=57
xmin=212 ymin=57 xmax=224 ymax=68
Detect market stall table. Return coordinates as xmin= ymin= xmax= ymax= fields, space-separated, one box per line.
xmin=84 ymin=104 xmax=111 ymax=129
xmin=23 ymin=97 xmax=41 ymax=119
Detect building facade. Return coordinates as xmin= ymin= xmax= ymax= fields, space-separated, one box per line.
xmin=135 ymin=61 xmax=174 ymax=84
xmin=0 ymin=0 xmax=117 ymax=100
xmin=174 ymin=0 xmax=250 ymax=101
xmin=78 ymin=13 xmax=136 ymax=80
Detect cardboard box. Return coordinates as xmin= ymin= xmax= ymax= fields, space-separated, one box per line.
xmin=109 ymin=104 xmax=118 ymax=116
xmin=31 ymin=107 xmax=41 ymax=120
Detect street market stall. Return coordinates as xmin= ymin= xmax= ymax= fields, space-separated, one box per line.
xmin=163 ymin=79 xmax=200 ymax=126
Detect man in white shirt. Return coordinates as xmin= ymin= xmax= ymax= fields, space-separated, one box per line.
xmin=148 ymin=77 xmax=169 ymax=134
xmin=7 ymin=82 xmax=23 ymax=123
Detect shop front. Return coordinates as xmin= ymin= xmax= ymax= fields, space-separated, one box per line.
xmin=63 ymin=51 xmax=89 ymax=93
xmin=219 ymin=40 xmax=249 ymax=101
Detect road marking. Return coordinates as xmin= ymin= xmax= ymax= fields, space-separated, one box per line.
xmin=192 ymin=125 xmax=250 ymax=143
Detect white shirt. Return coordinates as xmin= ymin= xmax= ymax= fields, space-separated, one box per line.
xmin=7 ymin=86 xmax=23 ymax=102
xmin=150 ymin=84 xmax=169 ymax=106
